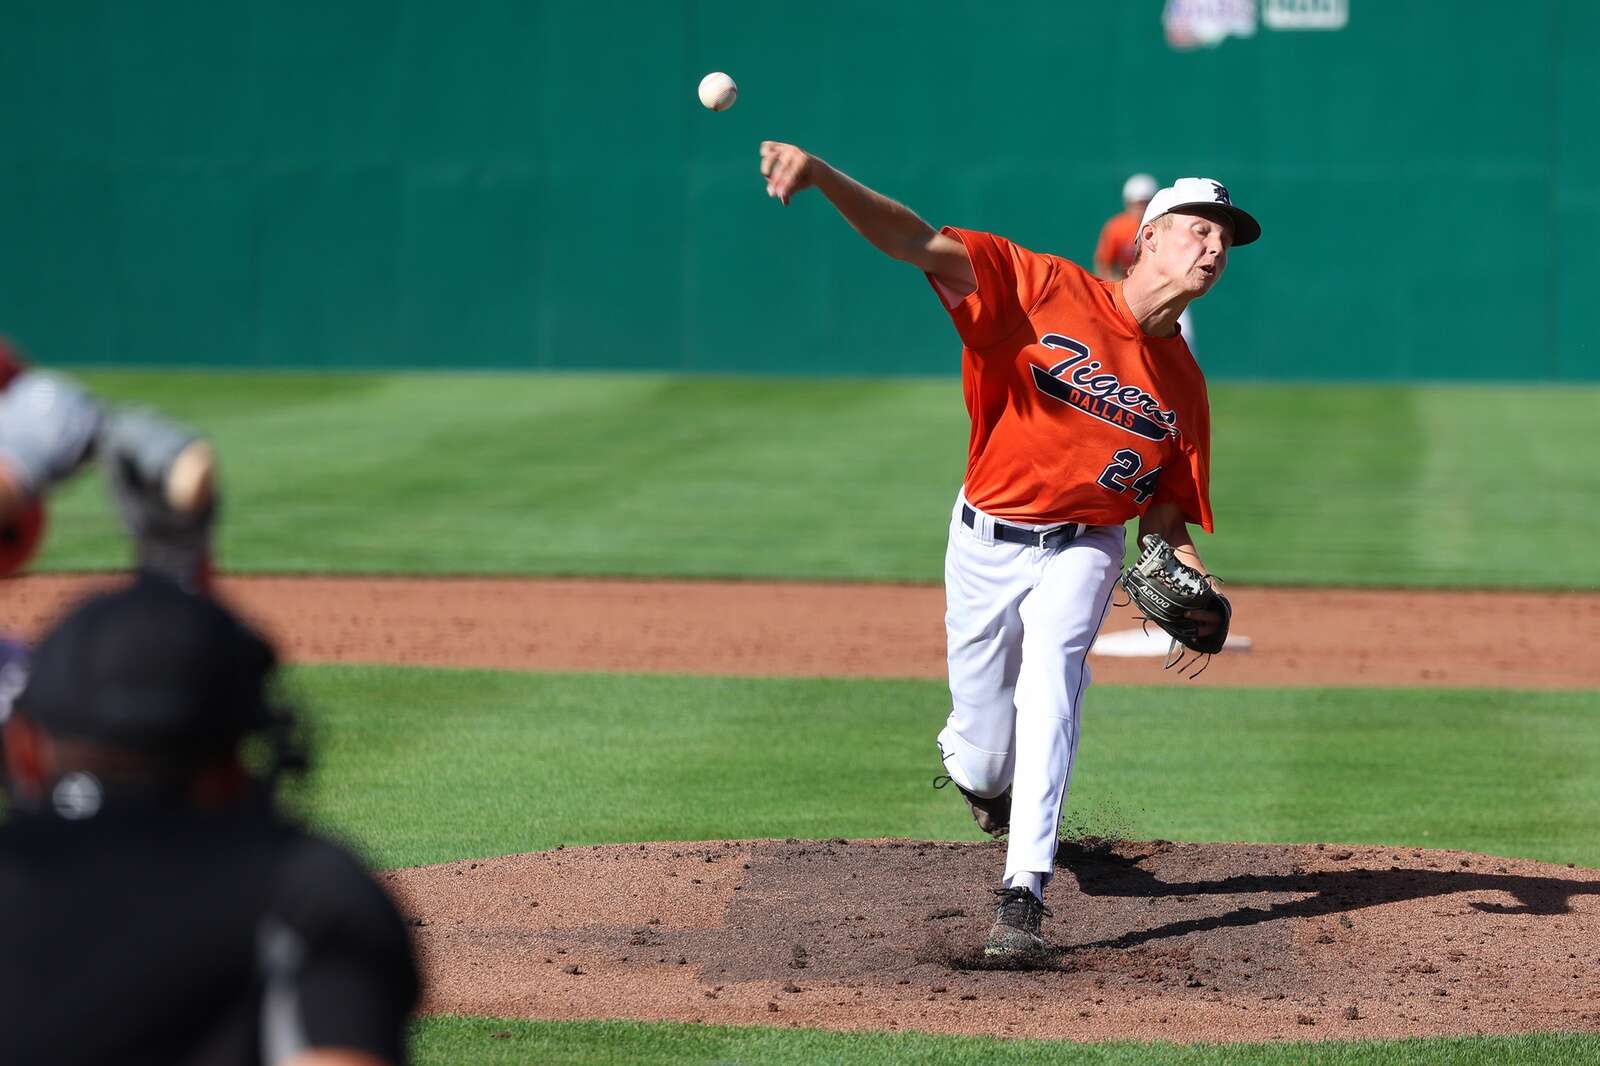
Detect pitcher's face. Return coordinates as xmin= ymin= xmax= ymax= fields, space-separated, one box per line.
xmin=1151 ymin=208 xmax=1233 ymax=295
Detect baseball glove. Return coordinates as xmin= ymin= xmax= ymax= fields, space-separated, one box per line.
xmin=1121 ymin=533 xmax=1231 ymax=661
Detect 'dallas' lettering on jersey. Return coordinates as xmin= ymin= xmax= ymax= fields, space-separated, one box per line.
xmin=1028 ymin=334 xmax=1178 ymax=442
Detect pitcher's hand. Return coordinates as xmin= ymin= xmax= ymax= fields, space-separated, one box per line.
xmin=760 ymin=141 xmax=818 ymax=205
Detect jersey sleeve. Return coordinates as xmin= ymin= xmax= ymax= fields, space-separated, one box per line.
xmin=263 ymin=838 xmax=419 ymax=1064
xmin=1152 ymin=396 xmax=1214 ymax=533
xmin=927 ymin=228 xmax=1056 ymax=350
xmin=0 ymin=372 xmax=102 ymax=494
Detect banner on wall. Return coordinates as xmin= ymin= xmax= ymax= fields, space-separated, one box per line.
xmin=1163 ymin=0 xmax=1256 ymax=49
xmin=1262 ymin=0 xmax=1349 ymax=30
xmin=1164 ymin=0 xmax=1347 ymax=50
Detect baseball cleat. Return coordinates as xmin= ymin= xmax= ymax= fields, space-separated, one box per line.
xmin=985 ymin=886 xmax=1050 ymax=958
xmin=932 ymin=774 xmax=1011 ymax=838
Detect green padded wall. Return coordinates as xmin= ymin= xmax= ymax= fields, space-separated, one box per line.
xmin=0 ymin=1 xmax=1593 ymax=379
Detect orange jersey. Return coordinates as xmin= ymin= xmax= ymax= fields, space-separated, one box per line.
xmin=929 ymin=227 xmax=1213 ymax=532
xmin=1094 ymin=209 xmax=1142 ymax=277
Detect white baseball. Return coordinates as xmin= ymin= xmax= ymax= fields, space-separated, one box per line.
xmin=697 ymin=71 xmax=737 ymax=112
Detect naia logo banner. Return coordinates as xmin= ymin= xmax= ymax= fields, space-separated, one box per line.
xmin=1163 ymin=0 xmax=1347 ymax=51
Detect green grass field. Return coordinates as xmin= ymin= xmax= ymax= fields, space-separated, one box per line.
xmin=299 ymin=667 xmax=1600 ymax=871
xmin=411 ymin=1018 xmax=1600 ymax=1066
xmin=286 ymin=664 xmax=1600 ymax=1063
xmin=21 ymin=371 xmax=1600 ymax=1062
xmin=35 ymin=371 xmax=1600 ymax=588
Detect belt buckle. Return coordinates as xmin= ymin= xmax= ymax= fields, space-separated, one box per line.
xmin=1041 ymin=523 xmax=1075 ymax=549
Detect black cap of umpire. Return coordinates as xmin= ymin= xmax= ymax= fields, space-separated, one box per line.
xmin=16 ymin=575 xmax=275 ymax=754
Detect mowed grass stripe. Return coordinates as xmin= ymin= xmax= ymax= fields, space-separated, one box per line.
xmin=293 ymin=665 xmax=1600 ymax=871
xmin=412 ymin=1016 xmax=1600 ymax=1065
xmin=33 ymin=372 xmax=1600 ymax=588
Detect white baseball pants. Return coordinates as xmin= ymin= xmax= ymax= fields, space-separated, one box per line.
xmin=936 ymin=493 xmax=1124 ymax=890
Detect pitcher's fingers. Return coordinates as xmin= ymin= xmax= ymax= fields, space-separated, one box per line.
xmin=769 ymin=165 xmax=795 ymax=200
xmin=766 ymin=151 xmax=790 ymax=188
xmin=776 ymin=153 xmax=805 ymax=193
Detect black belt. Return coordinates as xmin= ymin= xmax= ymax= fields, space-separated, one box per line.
xmin=962 ymin=504 xmax=1084 ymax=549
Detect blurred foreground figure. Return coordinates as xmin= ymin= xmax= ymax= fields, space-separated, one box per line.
xmin=0 ymin=336 xmax=217 ymax=587
xmin=0 ymin=576 xmax=418 ymax=1066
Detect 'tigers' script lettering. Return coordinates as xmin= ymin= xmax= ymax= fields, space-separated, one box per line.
xmin=1027 ymin=334 xmax=1179 ymax=442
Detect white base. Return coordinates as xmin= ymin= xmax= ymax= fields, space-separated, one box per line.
xmin=1091 ymin=627 xmax=1253 ymax=657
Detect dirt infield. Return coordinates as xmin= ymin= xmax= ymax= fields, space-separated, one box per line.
xmin=387 ymin=839 xmax=1600 ymax=1043
xmin=2 ymin=573 xmax=1597 ymax=688
xmin=6 ymin=572 xmax=1599 ymax=1042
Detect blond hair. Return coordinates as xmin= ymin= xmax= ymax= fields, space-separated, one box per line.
xmin=1127 ymin=213 xmax=1174 ymax=274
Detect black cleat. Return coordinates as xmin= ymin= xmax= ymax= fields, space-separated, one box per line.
xmin=985 ymin=886 xmax=1050 ymax=958
xmin=933 ymin=774 xmax=1011 ymax=838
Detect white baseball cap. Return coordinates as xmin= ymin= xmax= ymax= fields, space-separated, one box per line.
xmin=1122 ymin=173 xmax=1158 ymax=202
xmin=1139 ymin=177 xmax=1261 ymax=246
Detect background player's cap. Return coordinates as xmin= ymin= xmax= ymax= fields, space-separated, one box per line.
xmin=1122 ymin=173 xmax=1158 ymax=203
xmin=1140 ymin=177 xmax=1261 ymax=246
xmin=17 ymin=574 xmax=276 ymax=753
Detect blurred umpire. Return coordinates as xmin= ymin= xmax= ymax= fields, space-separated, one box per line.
xmin=0 ymin=576 xmax=418 ymax=1065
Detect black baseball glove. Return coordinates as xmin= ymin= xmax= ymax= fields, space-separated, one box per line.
xmin=1121 ymin=533 xmax=1231 ymax=657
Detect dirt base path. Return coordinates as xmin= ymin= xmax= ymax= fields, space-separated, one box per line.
xmin=386 ymin=838 xmax=1600 ymax=1043
xmin=2 ymin=574 xmax=1597 ymax=688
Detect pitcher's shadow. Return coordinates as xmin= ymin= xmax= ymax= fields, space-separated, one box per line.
xmin=1053 ymin=842 xmax=1598 ymax=952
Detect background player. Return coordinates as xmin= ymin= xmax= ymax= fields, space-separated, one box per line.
xmin=759 ymin=142 xmax=1258 ymax=956
xmin=0 ymin=337 xmax=217 ymax=589
xmin=1093 ymin=173 xmax=1157 ymax=282
xmin=1095 ymin=173 xmax=1197 ymax=356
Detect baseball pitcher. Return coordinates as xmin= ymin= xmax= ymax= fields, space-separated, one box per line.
xmin=760 ymin=144 xmax=1258 ymax=957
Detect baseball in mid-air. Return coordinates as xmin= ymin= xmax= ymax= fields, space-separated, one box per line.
xmin=697 ymin=71 xmax=738 ymax=112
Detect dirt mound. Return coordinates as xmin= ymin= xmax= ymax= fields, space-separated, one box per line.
xmin=384 ymin=838 xmax=1600 ymax=1043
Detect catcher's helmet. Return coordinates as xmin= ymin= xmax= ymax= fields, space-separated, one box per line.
xmin=0 ymin=498 xmax=46 ymax=577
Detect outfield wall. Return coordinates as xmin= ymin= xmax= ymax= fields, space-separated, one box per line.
xmin=0 ymin=2 xmax=1594 ymax=379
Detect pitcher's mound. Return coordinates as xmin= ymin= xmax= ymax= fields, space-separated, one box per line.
xmin=384 ymin=838 xmax=1600 ymax=1043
